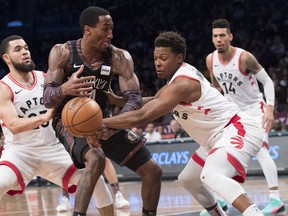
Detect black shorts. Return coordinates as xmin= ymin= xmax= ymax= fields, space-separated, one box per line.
xmin=100 ymin=129 xmax=151 ymax=171
xmin=57 ymin=124 xmax=151 ymax=171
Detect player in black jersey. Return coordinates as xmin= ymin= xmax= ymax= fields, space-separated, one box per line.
xmin=43 ymin=6 xmax=162 ymax=216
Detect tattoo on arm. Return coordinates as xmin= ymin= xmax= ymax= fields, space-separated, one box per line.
xmin=245 ymin=53 xmax=261 ymax=74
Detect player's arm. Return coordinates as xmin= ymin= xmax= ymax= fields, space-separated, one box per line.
xmin=112 ymin=47 xmax=142 ymax=113
xmin=103 ymin=77 xmax=200 ymax=129
xmin=43 ymin=44 xmax=95 ymax=108
xmin=105 ymin=87 xmax=153 ymax=107
xmin=0 ymin=83 xmax=53 ymax=134
xmin=241 ymin=51 xmax=275 ymax=132
xmin=206 ymin=54 xmax=223 ymax=93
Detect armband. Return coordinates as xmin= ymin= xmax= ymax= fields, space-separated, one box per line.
xmin=119 ymin=90 xmax=143 ymax=114
xmin=43 ymin=82 xmax=65 ymax=108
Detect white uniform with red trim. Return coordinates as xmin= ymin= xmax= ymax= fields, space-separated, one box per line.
xmin=169 ymin=63 xmax=264 ymax=181
xmin=0 ymin=71 xmax=77 ymax=195
xmin=212 ymin=48 xmax=264 ymax=110
xmin=211 ymin=48 xmax=280 ymax=195
xmin=212 ymin=48 xmax=268 ymax=140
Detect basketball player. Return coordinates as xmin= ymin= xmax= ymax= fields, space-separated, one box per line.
xmin=94 ymin=31 xmax=266 ymax=216
xmin=205 ymin=18 xmax=284 ymax=215
xmin=0 ymin=35 xmax=114 ymax=216
xmin=43 ymin=6 xmax=162 ymax=216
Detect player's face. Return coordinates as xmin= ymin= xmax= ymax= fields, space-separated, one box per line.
xmin=212 ymin=28 xmax=233 ymax=53
xmin=153 ymin=47 xmax=183 ymax=79
xmin=5 ymin=39 xmax=35 ymax=73
xmin=88 ymin=15 xmax=113 ymax=52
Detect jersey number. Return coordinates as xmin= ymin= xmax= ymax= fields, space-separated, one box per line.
xmin=28 ymin=110 xmax=49 ymax=129
xmin=222 ymin=83 xmax=236 ymax=94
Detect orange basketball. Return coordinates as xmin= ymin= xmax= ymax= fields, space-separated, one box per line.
xmin=61 ymin=97 xmax=103 ymax=138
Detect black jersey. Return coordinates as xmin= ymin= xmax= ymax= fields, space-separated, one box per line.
xmin=57 ymin=39 xmax=114 ymax=122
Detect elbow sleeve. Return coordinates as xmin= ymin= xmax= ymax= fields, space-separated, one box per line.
xmin=119 ymin=90 xmax=143 ymax=114
xmin=43 ymin=82 xmax=65 ymax=108
xmin=255 ymin=68 xmax=275 ymax=106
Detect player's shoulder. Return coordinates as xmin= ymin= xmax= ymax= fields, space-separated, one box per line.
xmin=0 ymin=78 xmax=12 ymax=97
xmin=49 ymin=42 xmax=70 ymax=61
xmin=111 ymin=45 xmax=132 ymax=60
xmin=206 ymin=53 xmax=213 ymax=61
xmin=239 ymin=48 xmax=256 ymax=62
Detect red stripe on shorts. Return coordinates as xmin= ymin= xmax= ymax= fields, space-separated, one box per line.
xmin=62 ymin=164 xmax=77 ymax=193
xmin=0 ymin=161 xmax=25 ymax=196
xmin=192 ymin=152 xmax=205 ymax=167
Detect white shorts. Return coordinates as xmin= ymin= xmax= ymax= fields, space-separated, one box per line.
xmin=244 ymin=102 xmax=269 ymax=145
xmin=193 ymin=111 xmax=264 ymax=182
xmin=0 ymin=142 xmax=77 ymax=195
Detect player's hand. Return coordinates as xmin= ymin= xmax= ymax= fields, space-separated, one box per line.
xmin=104 ymin=87 xmax=127 ymax=107
xmin=262 ymin=105 xmax=274 ymax=133
xmin=94 ymin=123 xmax=117 ymax=140
xmin=61 ymin=65 xmax=95 ymax=97
xmin=42 ymin=108 xmax=55 ymax=122
xmin=85 ymin=135 xmax=102 ymax=148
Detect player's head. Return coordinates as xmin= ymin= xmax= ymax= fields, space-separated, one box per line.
xmin=154 ymin=31 xmax=186 ymax=79
xmin=80 ymin=6 xmax=113 ymax=51
xmin=0 ymin=35 xmax=35 ymax=73
xmin=211 ymin=19 xmax=233 ymax=53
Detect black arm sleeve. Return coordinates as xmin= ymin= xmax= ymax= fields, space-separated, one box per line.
xmin=43 ymin=82 xmax=66 ymax=108
xmin=119 ymin=90 xmax=142 ymax=114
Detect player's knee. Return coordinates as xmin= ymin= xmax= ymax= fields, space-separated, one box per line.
xmin=140 ymin=161 xmax=162 ymax=182
xmin=84 ymin=148 xmax=105 ymax=171
xmin=0 ymin=167 xmax=18 ymax=195
xmin=154 ymin=163 xmax=162 ymax=180
xmin=200 ymin=170 xmax=219 ymax=188
xmin=147 ymin=162 xmax=162 ymax=181
xmin=178 ymin=170 xmax=199 ymax=189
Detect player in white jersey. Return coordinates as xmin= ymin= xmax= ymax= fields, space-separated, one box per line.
xmin=90 ymin=31 xmax=266 ymax=216
xmin=206 ymin=19 xmax=284 ymax=216
xmin=0 ymin=35 xmax=114 ymax=216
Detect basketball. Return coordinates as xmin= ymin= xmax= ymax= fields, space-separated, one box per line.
xmin=61 ymin=97 xmax=103 ymax=138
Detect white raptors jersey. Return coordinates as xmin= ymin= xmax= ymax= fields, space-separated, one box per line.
xmin=168 ymin=63 xmax=240 ymax=149
xmin=212 ymin=48 xmax=264 ymax=111
xmin=0 ymin=71 xmax=59 ymax=147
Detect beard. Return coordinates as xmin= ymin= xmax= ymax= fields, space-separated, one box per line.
xmin=11 ymin=60 xmax=36 ymax=73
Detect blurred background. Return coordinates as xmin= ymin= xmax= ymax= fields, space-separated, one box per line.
xmin=0 ymin=0 xmax=287 ymax=132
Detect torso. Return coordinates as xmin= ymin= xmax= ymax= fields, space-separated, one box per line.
xmin=56 ymin=39 xmax=114 ymax=122
xmin=168 ymin=63 xmax=240 ymax=149
xmin=212 ymin=47 xmax=264 ymax=111
xmin=0 ymin=71 xmax=59 ymax=147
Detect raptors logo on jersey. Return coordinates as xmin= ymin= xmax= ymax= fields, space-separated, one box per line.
xmin=212 ymin=47 xmax=264 ymax=109
xmin=0 ymin=71 xmax=59 ymax=147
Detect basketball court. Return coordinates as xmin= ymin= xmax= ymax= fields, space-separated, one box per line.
xmin=1 ymin=176 xmax=288 ymax=216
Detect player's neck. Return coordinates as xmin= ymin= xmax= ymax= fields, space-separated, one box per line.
xmin=10 ymin=70 xmax=34 ymax=87
xmin=80 ymin=38 xmax=104 ymax=64
xmin=219 ymin=46 xmax=236 ymax=63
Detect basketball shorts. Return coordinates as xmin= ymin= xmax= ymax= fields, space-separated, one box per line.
xmin=69 ymin=129 xmax=151 ymax=172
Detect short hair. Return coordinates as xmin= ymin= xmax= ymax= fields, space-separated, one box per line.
xmin=0 ymin=35 xmax=23 ymax=60
xmin=212 ymin=19 xmax=231 ymax=32
xmin=79 ymin=6 xmax=110 ymax=32
xmin=154 ymin=31 xmax=186 ymax=59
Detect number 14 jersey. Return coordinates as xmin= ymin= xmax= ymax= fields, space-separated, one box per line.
xmin=212 ymin=47 xmax=264 ymax=111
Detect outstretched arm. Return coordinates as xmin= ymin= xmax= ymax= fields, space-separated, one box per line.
xmin=103 ymin=77 xmax=201 ymax=129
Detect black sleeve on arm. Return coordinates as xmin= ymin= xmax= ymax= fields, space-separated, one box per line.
xmin=119 ymin=90 xmax=143 ymax=114
xmin=43 ymin=82 xmax=66 ymax=108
